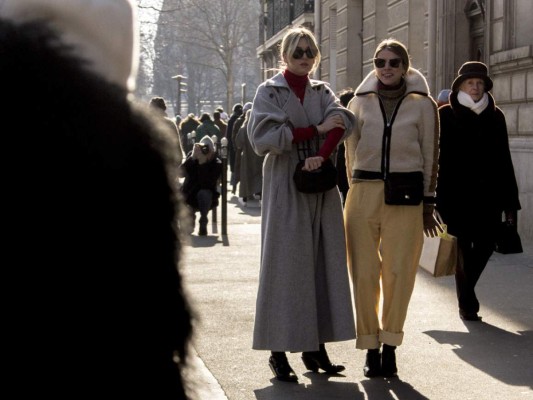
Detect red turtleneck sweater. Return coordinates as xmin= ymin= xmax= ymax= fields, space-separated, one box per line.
xmin=283 ymin=69 xmax=344 ymax=159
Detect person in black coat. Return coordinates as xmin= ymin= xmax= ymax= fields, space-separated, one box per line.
xmin=227 ymin=103 xmax=243 ymax=193
xmin=436 ymin=61 xmax=521 ymax=322
xmin=181 ymin=135 xmax=222 ymax=236
xmin=337 ymin=88 xmax=355 ymax=206
xmin=1 ymin=1 xmax=194 ymax=398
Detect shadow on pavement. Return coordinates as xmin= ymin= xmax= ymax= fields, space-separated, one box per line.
xmin=228 ymin=196 xmax=261 ymax=217
xmin=254 ymin=375 xmax=362 ymax=400
xmin=253 ymin=374 xmax=429 ymax=399
xmin=360 ymin=378 xmax=430 ymax=400
xmin=188 ymin=234 xmax=222 ymax=248
xmin=424 ymin=324 xmax=533 ymax=389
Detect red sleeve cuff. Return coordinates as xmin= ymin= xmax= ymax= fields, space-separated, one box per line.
xmin=317 ymin=127 xmax=344 ymax=159
xmin=292 ymin=126 xmax=317 ymax=143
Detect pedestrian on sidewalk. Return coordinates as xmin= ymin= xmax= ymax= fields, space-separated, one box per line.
xmin=213 ymin=110 xmax=227 ymax=138
xmin=235 ymin=106 xmax=264 ymax=203
xmin=195 ymin=112 xmax=221 ymax=142
xmin=179 ymin=113 xmax=200 ymax=154
xmin=227 ymin=103 xmax=243 ymax=194
xmin=248 ymin=26 xmax=356 ymax=383
xmin=232 ymin=102 xmax=253 ymax=199
xmin=344 ymin=38 xmax=440 ymax=378
xmin=436 ymin=88 xmax=452 ymax=107
xmin=181 ymin=135 xmax=222 ymax=236
xmin=1 ymin=0 xmax=194 ymax=398
xmin=436 ymin=61 xmax=521 ymax=322
xmin=149 ymin=96 xmax=184 ymax=166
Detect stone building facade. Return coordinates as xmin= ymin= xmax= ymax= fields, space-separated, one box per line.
xmin=257 ymin=0 xmax=532 ymax=242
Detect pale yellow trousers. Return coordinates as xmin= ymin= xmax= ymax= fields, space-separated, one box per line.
xmin=344 ymin=181 xmax=423 ymax=349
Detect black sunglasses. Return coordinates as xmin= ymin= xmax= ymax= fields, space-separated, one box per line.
xmin=373 ymin=58 xmax=402 ymax=68
xmin=292 ymin=47 xmax=316 ymax=60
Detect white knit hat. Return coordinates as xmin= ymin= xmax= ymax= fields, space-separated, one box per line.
xmin=199 ymin=135 xmax=215 ymax=152
xmin=0 ymin=0 xmax=139 ymax=92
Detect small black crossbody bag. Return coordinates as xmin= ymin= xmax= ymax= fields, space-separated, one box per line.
xmin=384 ymin=171 xmax=423 ymax=205
xmin=293 ymin=134 xmax=338 ymax=194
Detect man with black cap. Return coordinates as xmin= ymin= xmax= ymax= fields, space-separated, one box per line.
xmin=149 ymin=96 xmax=184 ymax=165
xmin=436 ymin=61 xmax=521 ymax=322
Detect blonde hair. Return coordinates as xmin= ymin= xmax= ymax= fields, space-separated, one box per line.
xmin=279 ymin=26 xmax=321 ymax=74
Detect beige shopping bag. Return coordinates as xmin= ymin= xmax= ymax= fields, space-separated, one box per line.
xmin=419 ymin=222 xmax=457 ymax=277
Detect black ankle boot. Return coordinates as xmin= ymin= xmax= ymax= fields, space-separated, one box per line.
xmin=363 ymin=348 xmax=381 ymax=377
xmin=301 ymin=344 xmax=345 ymax=374
xmin=269 ymin=352 xmax=298 ymax=382
xmin=381 ymin=344 xmax=398 ymax=377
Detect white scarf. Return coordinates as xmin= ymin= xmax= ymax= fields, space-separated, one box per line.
xmin=457 ymin=91 xmax=489 ymax=115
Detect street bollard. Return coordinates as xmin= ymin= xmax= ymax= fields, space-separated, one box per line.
xmin=187 ymin=130 xmax=196 ymax=154
xmin=220 ymin=137 xmax=228 ymax=236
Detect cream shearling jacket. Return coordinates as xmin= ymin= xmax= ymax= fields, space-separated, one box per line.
xmin=345 ymin=68 xmax=439 ymax=201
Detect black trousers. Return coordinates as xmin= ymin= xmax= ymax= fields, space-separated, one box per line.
xmin=196 ymin=189 xmax=213 ymax=225
xmin=455 ymin=233 xmax=495 ymax=314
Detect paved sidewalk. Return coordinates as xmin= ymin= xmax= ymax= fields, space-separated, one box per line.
xmin=181 ymin=193 xmax=533 ymax=400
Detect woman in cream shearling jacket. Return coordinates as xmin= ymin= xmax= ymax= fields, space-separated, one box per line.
xmin=344 ymin=39 xmax=440 ymax=378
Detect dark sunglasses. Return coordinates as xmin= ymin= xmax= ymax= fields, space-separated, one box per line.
xmin=373 ymin=58 xmax=402 ymax=68
xmin=292 ymin=47 xmax=316 ymax=59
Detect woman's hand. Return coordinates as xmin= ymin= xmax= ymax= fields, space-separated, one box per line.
xmin=317 ymin=115 xmax=345 ymax=134
xmin=302 ymin=156 xmax=324 ymax=171
xmin=423 ymin=204 xmax=443 ymax=238
xmin=192 ymin=143 xmax=203 ymax=159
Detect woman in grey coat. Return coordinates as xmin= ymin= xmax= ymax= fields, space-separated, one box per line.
xmin=248 ymin=26 xmax=356 ymax=383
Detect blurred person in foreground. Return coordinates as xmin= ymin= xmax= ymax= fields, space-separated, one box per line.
xmin=436 ymin=61 xmax=521 ymax=322
xmin=248 ymin=26 xmax=356 ymax=383
xmin=0 ymin=0 xmax=194 ymax=398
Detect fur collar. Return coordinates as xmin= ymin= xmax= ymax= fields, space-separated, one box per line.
xmin=355 ymin=68 xmax=430 ymax=97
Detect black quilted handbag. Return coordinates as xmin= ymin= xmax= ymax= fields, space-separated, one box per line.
xmin=293 ymin=158 xmax=338 ymax=193
xmin=384 ymin=172 xmax=424 ymax=205
xmin=495 ymin=221 xmax=523 ymax=254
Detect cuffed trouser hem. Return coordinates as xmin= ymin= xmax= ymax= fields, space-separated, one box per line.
xmin=356 ymin=330 xmax=404 ymax=349
xmin=356 ymin=334 xmax=380 ymax=350
xmin=379 ymin=329 xmax=404 ymax=347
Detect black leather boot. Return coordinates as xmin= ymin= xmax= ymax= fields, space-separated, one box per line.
xmin=381 ymin=344 xmax=398 ymax=377
xmin=198 ymin=216 xmax=208 ymax=236
xmin=363 ymin=348 xmax=381 ymax=377
xmin=269 ymin=352 xmax=298 ymax=382
xmin=301 ymin=343 xmax=345 ymax=374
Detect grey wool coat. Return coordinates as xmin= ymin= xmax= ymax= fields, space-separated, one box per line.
xmin=248 ymin=72 xmax=356 ymax=352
